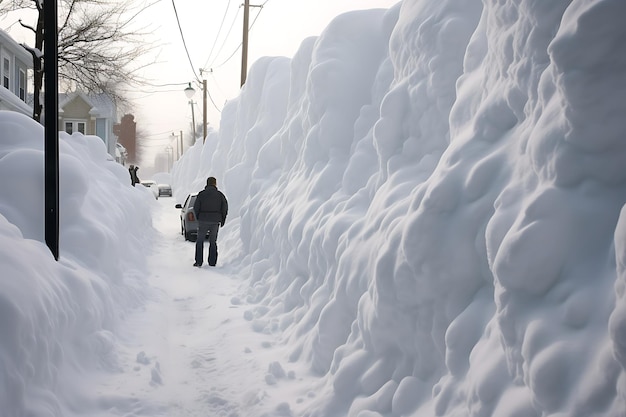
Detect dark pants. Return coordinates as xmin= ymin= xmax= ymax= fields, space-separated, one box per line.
xmin=195 ymin=222 xmax=220 ymax=266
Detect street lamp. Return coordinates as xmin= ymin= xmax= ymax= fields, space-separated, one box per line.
xmin=184 ymin=82 xmax=196 ymax=140
xmin=184 ymin=82 xmax=195 ymax=98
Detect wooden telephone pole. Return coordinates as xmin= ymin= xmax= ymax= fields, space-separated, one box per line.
xmin=240 ymin=0 xmax=262 ymax=87
xmin=203 ymin=79 xmax=207 ymax=142
xmin=240 ymin=0 xmax=250 ymax=87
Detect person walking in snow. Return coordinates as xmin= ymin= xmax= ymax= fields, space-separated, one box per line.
xmin=129 ymin=164 xmax=140 ymax=186
xmin=193 ymin=176 xmax=228 ymax=267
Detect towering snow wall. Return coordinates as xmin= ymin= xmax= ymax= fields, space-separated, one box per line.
xmin=0 ymin=112 xmax=155 ymax=416
xmin=173 ymin=0 xmax=626 ymax=415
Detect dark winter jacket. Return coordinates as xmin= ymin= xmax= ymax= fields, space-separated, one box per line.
xmin=193 ymin=185 xmax=228 ymax=225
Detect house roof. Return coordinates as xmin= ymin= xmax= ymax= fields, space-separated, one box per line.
xmin=59 ymin=92 xmax=117 ymax=119
xmin=0 ymin=28 xmax=34 ymax=65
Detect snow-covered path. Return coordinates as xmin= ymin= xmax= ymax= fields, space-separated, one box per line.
xmin=88 ymin=197 xmax=317 ymax=417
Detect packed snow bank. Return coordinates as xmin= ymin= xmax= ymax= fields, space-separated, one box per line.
xmin=0 ymin=111 xmax=155 ymax=415
xmin=172 ymin=1 xmax=626 ymax=416
xmin=2 ymin=0 xmax=625 ymax=415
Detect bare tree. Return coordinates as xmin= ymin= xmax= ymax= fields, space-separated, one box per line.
xmin=0 ymin=0 xmax=156 ymax=122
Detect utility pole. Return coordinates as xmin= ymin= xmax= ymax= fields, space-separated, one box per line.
xmin=241 ymin=0 xmax=250 ymax=87
xmin=241 ymin=1 xmax=262 ymax=87
xmin=203 ymin=79 xmax=207 ymax=142
xmin=44 ymin=0 xmax=59 ymax=260
xmin=179 ymin=130 xmax=183 ymax=159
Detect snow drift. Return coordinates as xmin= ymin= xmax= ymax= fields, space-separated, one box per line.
xmin=1 ymin=0 xmax=626 ymax=416
xmin=172 ymin=0 xmax=626 ymax=416
xmin=0 ymin=112 xmax=155 ymax=416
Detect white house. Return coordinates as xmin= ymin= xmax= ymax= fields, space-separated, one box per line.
xmin=0 ymin=29 xmax=32 ymax=116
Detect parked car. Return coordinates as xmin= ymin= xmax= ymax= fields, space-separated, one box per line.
xmin=158 ymin=183 xmax=172 ymax=197
xmin=140 ymin=180 xmax=159 ymax=199
xmin=175 ymin=193 xmax=204 ymax=241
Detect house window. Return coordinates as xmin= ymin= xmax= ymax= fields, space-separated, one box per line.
xmin=2 ymin=57 xmax=9 ymax=89
xmin=65 ymin=121 xmax=86 ymax=134
xmin=18 ymin=69 xmax=26 ymax=101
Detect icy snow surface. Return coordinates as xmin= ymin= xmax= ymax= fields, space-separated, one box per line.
xmin=1 ymin=0 xmax=626 ymax=416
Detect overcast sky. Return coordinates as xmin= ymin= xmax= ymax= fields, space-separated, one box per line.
xmin=130 ymin=0 xmax=399 ymax=161
xmin=2 ymin=1 xmax=625 ymax=415
xmin=0 ymin=0 xmax=399 ymax=166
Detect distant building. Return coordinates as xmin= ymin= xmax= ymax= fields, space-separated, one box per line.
xmin=59 ymin=92 xmax=119 ymax=160
xmin=113 ymin=114 xmax=137 ymax=164
xmin=0 ymin=29 xmax=32 ymax=116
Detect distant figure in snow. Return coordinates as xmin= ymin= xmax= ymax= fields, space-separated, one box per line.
xmin=129 ymin=164 xmax=140 ymax=186
xmin=192 ymin=176 xmax=228 ymax=267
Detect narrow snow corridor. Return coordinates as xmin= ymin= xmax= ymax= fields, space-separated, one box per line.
xmin=3 ymin=2 xmax=626 ymax=415
xmin=87 ymin=198 xmax=316 ymax=417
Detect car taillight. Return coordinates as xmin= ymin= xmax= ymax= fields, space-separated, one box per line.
xmin=187 ymin=212 xmax=195 ymax=221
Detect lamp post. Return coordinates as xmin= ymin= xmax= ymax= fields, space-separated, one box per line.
xmin=44 ymin=0 xmax=59 ymax=260
xmin=184 ymin=82 xmax=196 ymax=140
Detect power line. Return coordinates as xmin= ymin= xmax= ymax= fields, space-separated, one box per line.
xmin=204 ymin=79 xmax=222 ymax=113
xmin=171 ymin=0 xmax=199 ymax=82
xmin=133 ymin=89 xmax=185 ymax=99
xmin=131 ymin=81 xmax=192 ymax=99
xmin=212 ymin=4 xmax=265 ymax=70
xmin=207 ymin=7 xmax=241 ymax=69
xmin=141 ymin=130 xmax=180 ymax=139
xmin=154 ymin=1 xmax=273 ymax=117
xmin=212 ymin=40 xmax=242 ymax=70
xmin=208 ymin=71 xmax=227 ymax=99
xmin=202 ymin=0 xmax=233 ymax=70
xmin=169 ymin=0 xmax=222 ymax=115
xmin=144 ymin=81 xmax=189 ymax=87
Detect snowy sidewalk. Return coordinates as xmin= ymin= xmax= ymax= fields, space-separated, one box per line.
xmin=89 ymin=197 xmax=315 ymax=417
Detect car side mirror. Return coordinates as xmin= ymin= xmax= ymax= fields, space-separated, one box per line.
xmin=175 ymin=204 xmax=182 ymax=209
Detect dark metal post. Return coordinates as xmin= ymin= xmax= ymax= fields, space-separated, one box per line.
xmin=44 ymin=0 xmax=59 ymax=260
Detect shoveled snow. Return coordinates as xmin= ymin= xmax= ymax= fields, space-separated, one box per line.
xmin=1 ymin=0 xmax=626 ymax=416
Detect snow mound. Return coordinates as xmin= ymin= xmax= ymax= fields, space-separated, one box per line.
xmin=172 ymin=1 xmax=626 ymax=416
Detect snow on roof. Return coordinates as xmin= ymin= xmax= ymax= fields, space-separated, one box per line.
xmin=58 ymin=91 xmax=117 ymax=118
xmin=0 ymin=28 xmax=34 ymax=64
